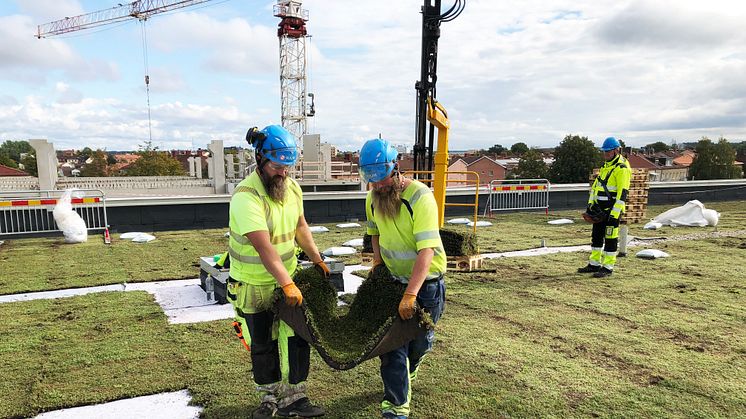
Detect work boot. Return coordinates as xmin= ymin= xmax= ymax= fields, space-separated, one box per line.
xmin=252 ymin=401 xmax=277 ymax=419
xmin=382 ymin=412 xmax=407 ymax=419
xmin=276 ymin=397 xmax=324 ymax=417
xmin=593 ymin=267 xmax=613 ymax=278
xmin=577 ymin=264 xmax=600 ymax=273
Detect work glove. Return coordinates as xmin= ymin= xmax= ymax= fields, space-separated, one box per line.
xmin=282 ymin=282 xmax=303 ymax=306
xmin=314 ymin=260 xmax=330 ymax=278
xmin=582 ymin=204 xmax=606 ymax=224
xmin=398 ymin=292 xmax=417 ymax=320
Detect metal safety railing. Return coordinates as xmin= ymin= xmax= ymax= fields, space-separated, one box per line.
xmin=484 ymin=178 xmax=550 ymax=216
xmin=0 ymin=189 xmax=108 ymax=236
xmin=403 ymin=170 xmax=481 ymax=232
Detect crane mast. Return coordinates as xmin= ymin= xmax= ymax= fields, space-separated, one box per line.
xmin=36 ymin=0 xmax=213 ymax=38
xmin=274 ymin=0 xmax=312 ymax=148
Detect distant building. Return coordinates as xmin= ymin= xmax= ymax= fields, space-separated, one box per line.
xmin=447 ymin=157 xmax=469 ymax=186
xmin=466 ymin=156 xmax=509 ymax=186
xmin=0 ymin=164 xmax=28 ymax=177
xmin=627 ymin=151 xmax=688 ymax=181
xmin=109 ymin=153 xmax=142 ymax=175
xmin=672 ymin=150 xmax=696 ymax=167
xmin=169 ymin=149 xmax=208 ymax=176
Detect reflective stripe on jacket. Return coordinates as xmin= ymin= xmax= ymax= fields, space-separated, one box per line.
xmin=588 ymin=154 xmax=632 ymax=220
xmin=366 ymin=180 xmax=446 ymax=282
xmin=228 ymin=171 xmax=303 ymax=285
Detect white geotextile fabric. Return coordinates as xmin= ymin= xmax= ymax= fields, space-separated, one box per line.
xmin=467 ymin=220 xmax=493 ymax=227
xmin=644 ymin=200 xmax=720 ymax=229
xmin=120 ymin=232 xmax=145 ymax=239
xmin=636 ymin=249 xmax=670 ymax=259
xmin=342 ymin=238 xmax=364 ymax=247
xmin=309 ymin=226 xmax=329 ymax=233
xmin=447 ymin=218 xmax=471 ymax=224
xmin=322 ymin=246 xmax=357 ymax=256
xmin=131 ymin=234 xmax=156 ymax=243
xmin=120 ymin=232 xmax=156 ymax=243
xmin=548 ymin=218 xmax=574 ymax=225
xmin=336 ymin=223 xmax=361 ymax=228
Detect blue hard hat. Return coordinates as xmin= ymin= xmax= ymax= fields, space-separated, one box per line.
xmin=358 ymin=138 xmax=398 ymax=183
xmin=252 ymin=125 xmax=298 ymax=166
xmin=600 ymin=137 xmax=621 ymax=151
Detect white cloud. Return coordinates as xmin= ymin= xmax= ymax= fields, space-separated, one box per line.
xmin=2 ymin=0 xmax=746 ymax=153
xmin=147 ymin=67 xmax=187 ymax=93
xmin=148 ymin=12 xmax=278 ymax=75
xmin=16 ymin=0 xmax=85 ymax=24
xmin=0 ymin=95 xmax=256 ymax=150
xmin=0 ymin=14 xmax=119 ymax=83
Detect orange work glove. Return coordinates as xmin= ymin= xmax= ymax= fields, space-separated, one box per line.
xmin=282 ymin=282 xmax=303 ymax=306
xmin=398 ymin=293 xmax=417 ymax=320
xmin=314 ymin=260 xmax=331 ymax=278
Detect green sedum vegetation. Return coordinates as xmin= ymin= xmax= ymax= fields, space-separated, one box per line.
xmin=0 ymin=201 xmax=744 ymax=418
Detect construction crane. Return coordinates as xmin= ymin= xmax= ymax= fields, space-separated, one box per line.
xmin=35 ymin=0 xmax=212 ymax=39
xmin=36 ymin=0 xmax=314 ymax=149
xmin=36 ymin=0 xmax=215 ymax=144
xmin=273 ymin=0 xmax=314 ymax=148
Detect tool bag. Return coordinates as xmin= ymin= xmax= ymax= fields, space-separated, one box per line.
xmin=584 ymin=166 xmax=618 ymax=223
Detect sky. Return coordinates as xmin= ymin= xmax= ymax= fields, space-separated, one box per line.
xmin=1 ymin=0 xmax=745 ymax=152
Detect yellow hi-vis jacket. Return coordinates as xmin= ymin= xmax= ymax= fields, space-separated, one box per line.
xmin=588 ymin=154 xmax=632 ymax=221
xmin=365 ymin=180 xmax=446 ymax=283
xmin=228 ymin=171 xmax=303 ymax=285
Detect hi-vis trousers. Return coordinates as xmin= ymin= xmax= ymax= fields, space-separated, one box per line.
xmin=227 ymin=279 xmax=310 ymax=407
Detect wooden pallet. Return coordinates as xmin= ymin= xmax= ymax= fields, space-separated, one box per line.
xmin=622 ymin=211 xmax=646 ymax=224
xmin=447 ymin=255 xmax=484 ymax=271
xmin=627 ymin=190 xmax=649 ymax=198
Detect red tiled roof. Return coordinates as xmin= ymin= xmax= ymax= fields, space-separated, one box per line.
xmin=673 ymin=151 xmax=695 ymax=166
xmin=0 ymin=164 xmax=28 ymax=176
xmin=627 ymin=152 xmax=658 ymax=169
xmin=461 ymin=155 xmax=483 ymax=165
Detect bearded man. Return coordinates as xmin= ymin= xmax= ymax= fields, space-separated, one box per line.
xmin=359 ymin=138 xmax=447 ymax=419
xmin=227 ymin=124 xmax=328 ymax=418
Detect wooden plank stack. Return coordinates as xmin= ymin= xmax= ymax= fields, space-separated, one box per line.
xmin=590 ymin=167 xmax=650 ymax=224
xmin=447 ymin=254 xmax=484 ymax=271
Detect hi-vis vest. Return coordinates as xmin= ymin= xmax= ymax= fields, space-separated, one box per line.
xmin=366 ymin=180 xmax=446 ymax=283
xmin=588 ymin=154 xmax=632 ymax=220
xmin=228 ymin=171 xmax=303 ymax=285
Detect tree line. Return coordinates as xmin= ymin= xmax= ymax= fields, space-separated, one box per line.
xmin=483 ymin=136 xmax=745 ymax=183
xmin=0 ymin=140 xmax=185 ymax=177
xmin=3 ymin=136 xmax=744 ymax=181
